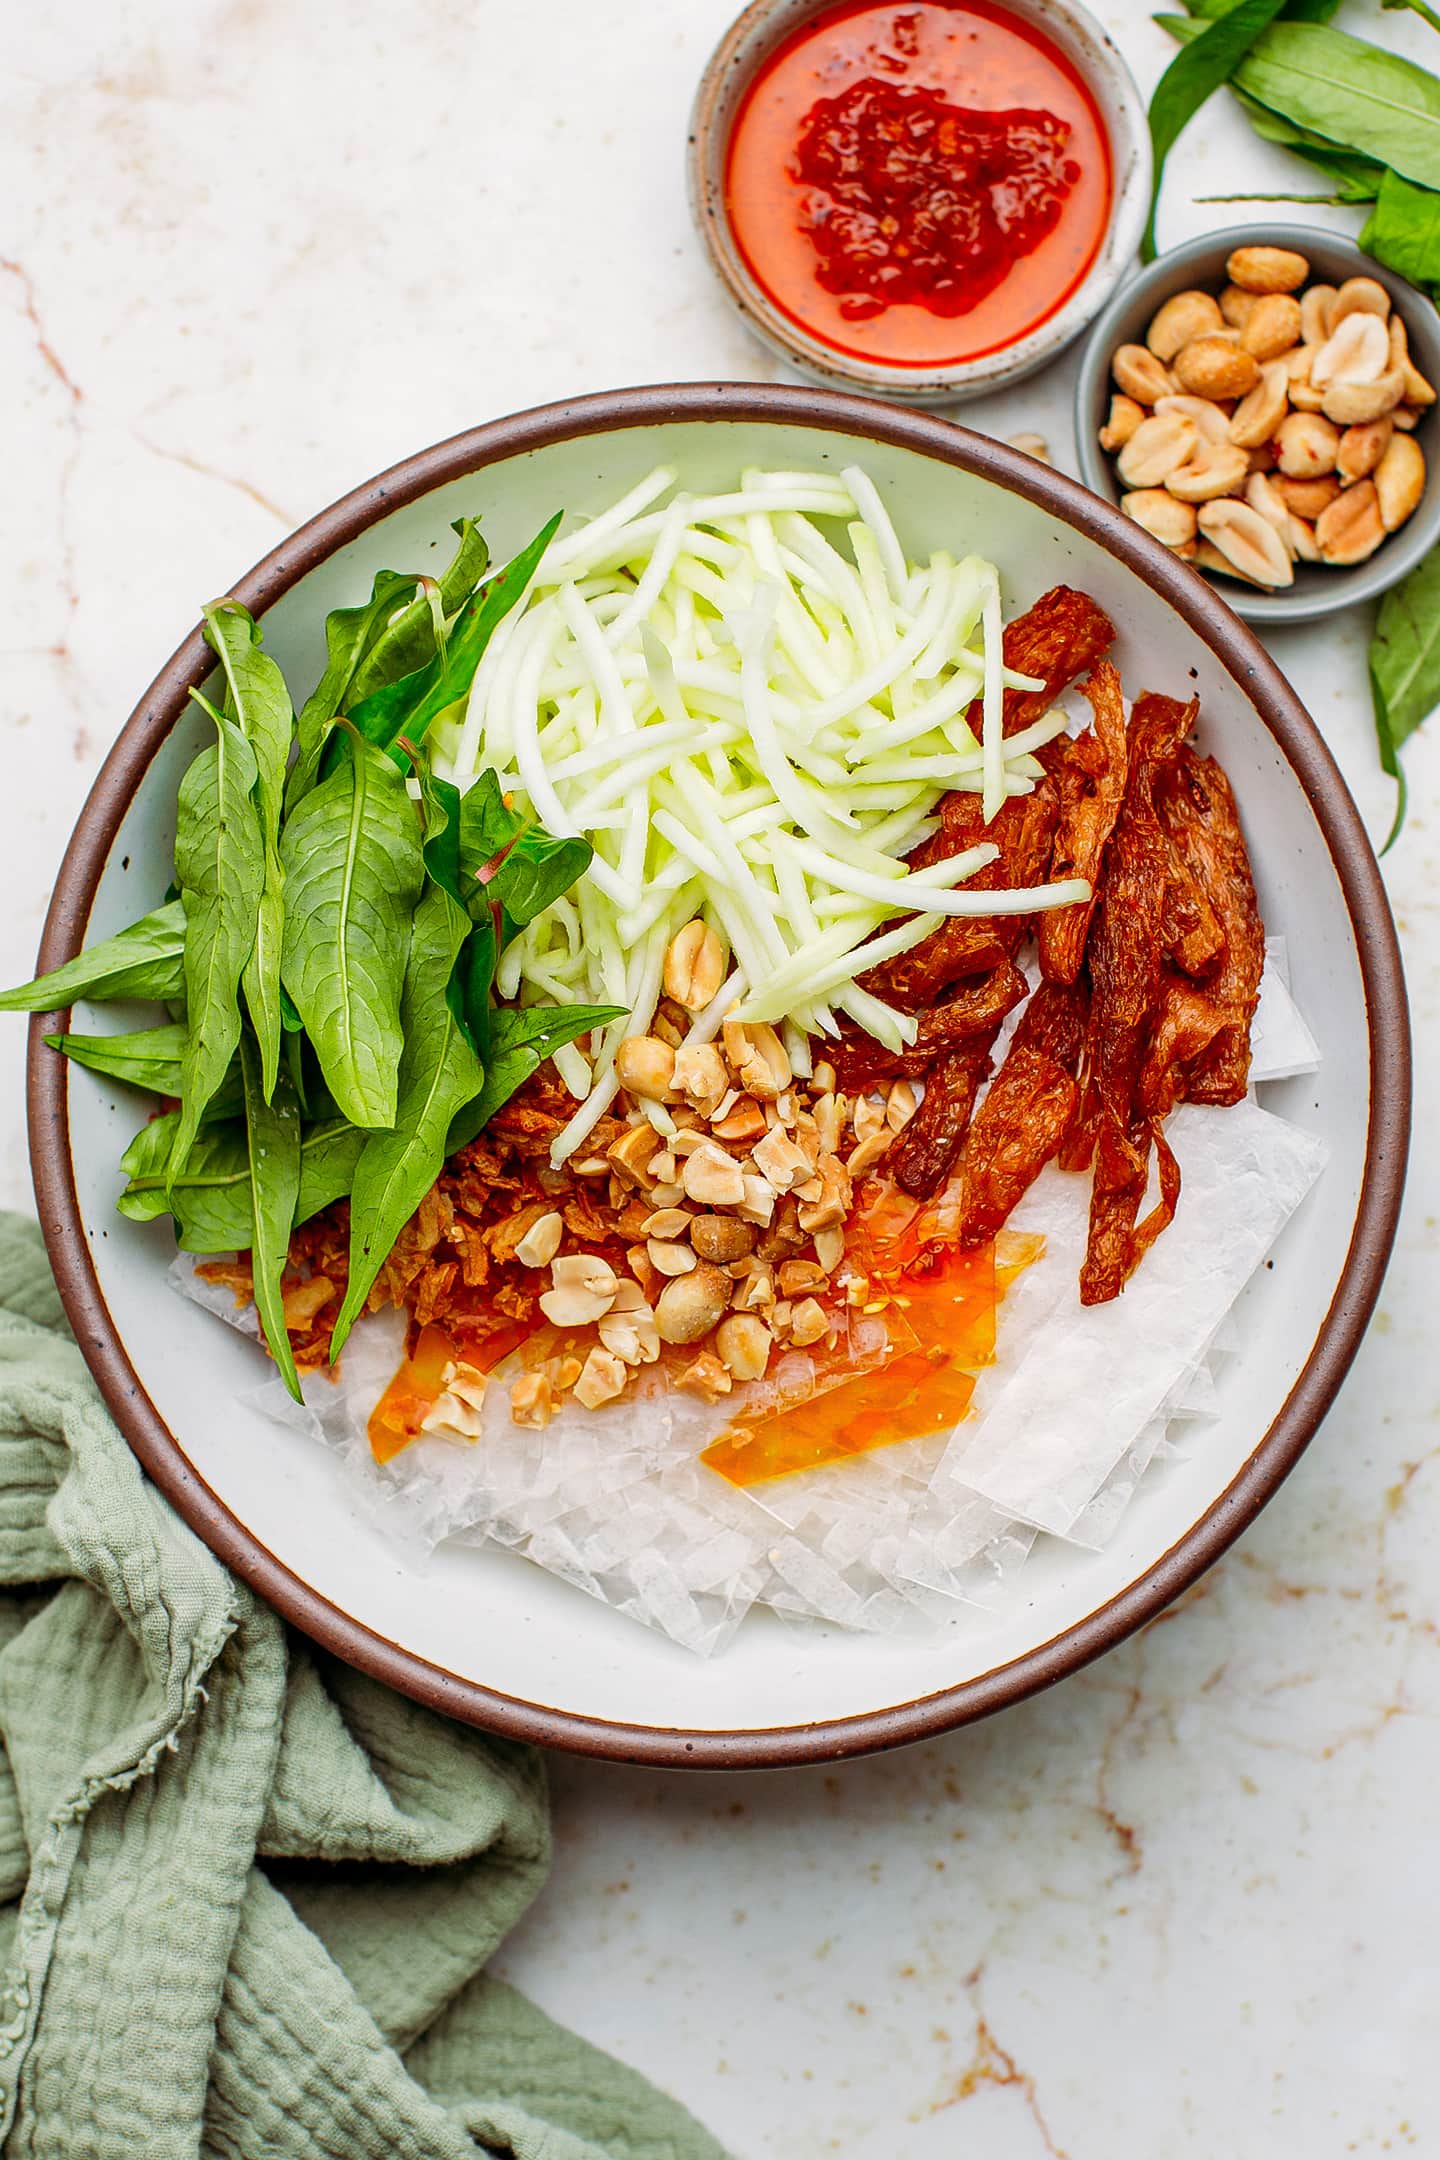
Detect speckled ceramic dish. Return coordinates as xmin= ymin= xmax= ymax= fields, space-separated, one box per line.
xmin=28 ymin=384 xmax=1408 ymax=1766
xmin=1075 ymin=224 xmax=1440 ymax=628
xmin=688 ymin=0 xmax=1151 ymax=402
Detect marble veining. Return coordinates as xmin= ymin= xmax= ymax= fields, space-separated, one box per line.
xmin=4 ymin=1 xmax=1438 ymax=2151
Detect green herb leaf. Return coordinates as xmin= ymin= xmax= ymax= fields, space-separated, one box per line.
xmin=43 ymin=1022 xmax=188 ymax=1095
xmin=0 ymin=899 xmax=187 ymax=1013
xmin=288 ymin=569 xmax=417 ymax=810
xmin=295 ymin=1119 xmax=366 ymax=1221
xmin=241 ymin=1033 xmax=303 ymax=1400
xmin=1229 ymin=22 xmax=1440 ymax=190
xmin=1369 ymin=540 xmax=1440 ymax=848
xmin=279 ymin=729 xmax=425 ymax=1129
xmin=1143 ymin=0 xmax=1291 ymax=259
xmin=203 ymin=601 xmax=294 ymax=1099
xmin=347 ymin=514 xmax=560 ymax=764
xmin=446 ymin=1003 xmax=624 ymax=1157
xmin=1361 ymin=168 xmax=1440 ymax=293
xmin=119 ymin=1108 xmax=362 ymax=1252
xmin=1227 ymin=88 xmax=1389 ymax=194
xmin=170 ymin=707 xmax=266 ymax=1180
xmin=119 ymin=1113 xmax=255 ymax=1253
xmin=328 ymin=883 xmax=485 ymax=1359
xmin=346 ymin=518 xmax=490 ymax=706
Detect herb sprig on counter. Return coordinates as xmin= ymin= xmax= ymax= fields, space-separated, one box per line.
xmin=1 ymin=518 xmax=621 ymax=1395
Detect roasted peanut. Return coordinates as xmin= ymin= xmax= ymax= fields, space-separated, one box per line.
xmin=788 ymin=1298 xmax=831 ymax=1348
xmin=1329 ymin=276 xmax=1390 ymax=329
xmin=1245 ymin=472 xmax=1293 ymax=542
xmin=1284 ymin=345 xmax=1326 ymax=413
xmin=1394 ymin=406 xmax=1422 ymax=431
xmin=735 ymin=1172 xmax=777 ymax=1226
xmin=1122 ymin=488 xmax=1199 ymax=549
xmin=1112 ymin=343 xmax=1174 ymax=404
xmin=1226 ymin=244 xmax=1309 ymax=294
xmin=1315 ymin=480 xmax=1385 ymax=565
xmin=885 ymin=1081 xmax=917 ymax=1130
xmin=1116 ymin=411 xmax=1197 ymax=488
xmin=1098 ymin=393 xmax=1145 ymax=451
xmin=1275 ymin=472 xmax=1341 ymax=519
xmin=721 ymin=1017 xmax=791 ymax=1100
xmin=847 ymin=1128 xmax=893 ymax=1177
xmin=1389 ymin=313 xmax=1437 ymax=407
xmin=1155 ymin=394 xmax=1232 ymax=444
xmin=1219 ymin=283 xmax=1260 ymax=329
xmin=641 ymin=1205 xmax=692 ymax=1240
xmin=1300 ymin=284 xmax=1338 ymax=346
xmin=1289 ymin=515 xmax=1320 ymax=564
xmin=513 ymin=1210 xmax=564 ymax=1269
xmin=681 ymin=1138 xmax=747 ymax=1207
xmin=1276 ymin=411 xmax=1341 ymax=479
xmin=1193 ymin=538 xmax=1263 ymax=588
xmin=690 ymin=1214 xmax=756 ymax=1263
xmin=614 ymin=1035 xmax=675 ymax=1102
xmin=647 ymin=1236 xmax=696 ymax=1277
xmin=715 ymin=1312 xmax=773 ymax=1382
xmin=1242 ymin=293 xmax=1302 ymax=361
xmin=574 ymin=1346 xmax=628 ymax=1410
xmin=750 ymin=1124 xmax=812 ymax=1191
xmin=663 ymin=919 xmax=726 ymax=1012
xmin=1374 ymin=433 xmax=1426 ymax=532
xmin=1312 ymin=312 xmax=1389 ymax=389
xmin=1174 ymin=337 xmax=1259 ymax=400
xmin=1246 ymin=443 xmax=1278 ymax=475
xmin=1007 ymin=432 xmax=1051 ymax=462
xmin=712 ymin=1097 xmax=767 ymax=1143
xmin=655 ymin=1262 xmax=733 ymax=1345
xmin=510 ymin=1372 xmax=554 ymax=1429
xmin=1147 ymin=288 xmax=1224 ymax=360
xmin=1165 ymin=440 xmax=1250 ymax=503
xmin=598 ymin=1281 xmax=661 ymax=1367
xmin=1336 ymin=418 xmax=1393 ymax=484
xmin=1321 ymin=370 xmax=1404 ymax=427
xmin=1228 ymin=361 xmax=1290 ymax=450
xmin=671 ymin=1041 xmax=728 ymax=1107
xmin=606 ymin=1123 xmax=661 ymax=1189
xmin=1197 ymin=499 xmax=1295 ymax=588
xmin=540 ymin=1254 xmax=620 ymax=1327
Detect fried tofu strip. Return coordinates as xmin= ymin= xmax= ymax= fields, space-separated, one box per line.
xmin=1137 ymin=968 xmax=1231 ymax=1118
xmin=957 ymin=981 xmax=1088 ymax=1245
xmin=890 ymin=1040 xmax=996 ymax=1200
xmin=1077 ymin=693 xmax=1189 ymax=1304
xmin=960 ymin=584 xmax=1117 ymax=759
xmin=1037 ymin=662 xmax=1128 ymax=986
xmin=1156 ymin=749 xmax=1264 ymax=1105
xmin=835 ymin=958 xmax=1028 ymax=1090
xmin=866 ymin=785 xmax=1058 ymax=1010
xmin=1160 ymin=833 xmax=1226 ymax=977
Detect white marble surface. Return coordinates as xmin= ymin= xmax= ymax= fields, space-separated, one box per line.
xmin=4 ymin=1 xmax=1439 ymax=2151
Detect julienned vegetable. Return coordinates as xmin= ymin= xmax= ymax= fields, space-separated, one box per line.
xmin=2 ymin=516 xmax=620 ymax=1399
xmin=431 ymin=465 xmax=1090 ymax=1167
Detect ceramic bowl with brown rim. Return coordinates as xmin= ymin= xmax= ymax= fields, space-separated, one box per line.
xmin=27 ymin=384 xmax=1408 ymax=1768
xmin=688 ymin=0 xmax=1151 ymax=402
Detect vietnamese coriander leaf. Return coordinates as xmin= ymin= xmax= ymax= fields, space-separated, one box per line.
xmin=288 ymin=568 xmax=417 ymax=810
xmin=1369 ymin=540 xmax=1440 ymax=850
xmin=0 ymin=899 xmax=187 ymax=1012
xmin=43 ymin=1022 xmax=188 ymax=1095
xmin=1143 ymin=0 xmax=1291 ymax=259
xmin=346 ymin=513 xmax=561 ymax=764
xmin=279 ymin=728 xmax=424 ymax=1129
xmin=295 ymin=1119 xmax=366 ymax=1221
xmin=119 ymin=1113 xmax=255 ymax=1253
xmin=203 ymin=600 xmax=293 ymax=1099
xmin=240 ymin=1033 xmax=303 ymax=1400
xmin=1361 ymin=169 xmax=1440 ymax=295
xmin=169 ymin=705 xmax=266 ymax=1181
xmin=328 ymin=882 xmax=484 ymax=1360
xmin=1226 ymin=23 xmax=1440 ymax=191
xmin=446 ymin=1003 xmax=624 ymax=1158
xmin=346 ymin=518 xmax=490 ymax=708
xmin=1225 ymin=88 xmax=1386 ymax=196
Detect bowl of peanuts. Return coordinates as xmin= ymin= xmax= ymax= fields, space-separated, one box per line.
xmin=1074 ymin=224 xmax=1440 ymax=624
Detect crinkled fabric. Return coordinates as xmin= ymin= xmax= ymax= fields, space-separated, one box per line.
xmin=0 ymin=1215 xmax=726 ymax=2160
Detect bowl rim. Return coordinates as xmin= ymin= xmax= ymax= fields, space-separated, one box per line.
xmin=687 ymin=0 xmax=1153 ymax=402
xmin=27 ymin=380 xmax=1411 ymax=1769
xmin=1073 ymin=220 xmax=1440 ymax=627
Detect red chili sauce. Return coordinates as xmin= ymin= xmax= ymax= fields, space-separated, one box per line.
xmin=725 ymin=0 xmax=1112 ymax=368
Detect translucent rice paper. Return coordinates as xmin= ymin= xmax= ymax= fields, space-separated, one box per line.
xmin=174 ymin=967 xmax=1327 ymax=1656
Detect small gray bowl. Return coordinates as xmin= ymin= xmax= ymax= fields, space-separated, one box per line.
xmin=688 ymin=0 xmax=1151 ymax=404
xmin=1074 ymin=223 xmax=1440 ymax=627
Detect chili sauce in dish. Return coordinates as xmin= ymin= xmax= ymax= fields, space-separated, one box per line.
xmin=725 ymin=0 xmax=1112 ymax=369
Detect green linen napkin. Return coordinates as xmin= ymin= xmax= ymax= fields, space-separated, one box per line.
xmin=0 ymin=1213 xmax=726 ymax=2160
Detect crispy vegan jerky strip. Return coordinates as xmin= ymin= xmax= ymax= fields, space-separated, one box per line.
xmin=1037 ymin=662 xmax=1129 ymax=987
xmin=957 ymin=980 xmax=1089 ymax=1246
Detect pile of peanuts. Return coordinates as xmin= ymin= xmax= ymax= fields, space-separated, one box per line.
xmin=488 ymin=919 xmax=915 ymax=1432
xmin=1099 ymin=244 xmax=1435 ymax=589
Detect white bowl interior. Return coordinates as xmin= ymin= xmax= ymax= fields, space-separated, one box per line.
xmin=67 ymin=416 xmax=1368 ymax=1740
